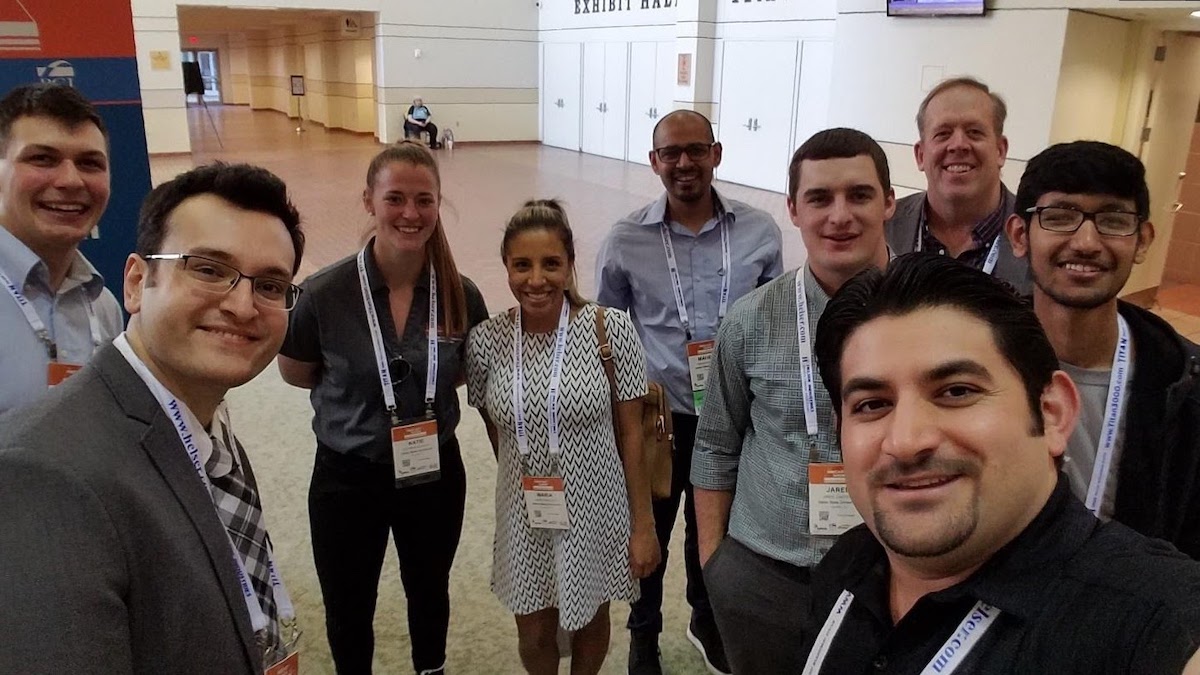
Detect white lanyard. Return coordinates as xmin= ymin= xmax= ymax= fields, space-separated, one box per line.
xmin=1 ymin=269 xmax=102 ymax=359
xmin=660 ymin=219 xmax=730 ymax=339
xmin=794 ymin=271 xmax=819 ymax=438
xmin=1085 ymin=315 xmax=1132 ymax=515
xmin=357 ymin=247 xmax=438 ymax=417
xmin=513 ymin=299 xmax=571 ymax=460
xmin=915 ymin=225 xmax=1001 ymax=276
xmin=125 ymin=345 xmax=294 ymax=633
xmin=803 ymin=591 xmax=999 ymax=675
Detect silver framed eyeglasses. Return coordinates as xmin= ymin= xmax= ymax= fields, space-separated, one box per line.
xmin=143 ymin=254 xmax=302 ymax=311
xmin=1025 ymin=206 xmax=1143 ymax=237
xmin=652 ymin=142 xmax=716 ymax=164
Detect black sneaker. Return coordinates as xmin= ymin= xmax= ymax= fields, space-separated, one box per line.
xmin=686 ymin=616 xmax=731 ymax=675
xmin=628 ymin=631 xmax=663 ymax=675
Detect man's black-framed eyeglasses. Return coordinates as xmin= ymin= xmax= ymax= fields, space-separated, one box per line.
xmin=143 ymin=254 xmax=302 ymax=311
xmin=653 ymin=142 xmax=717 ymax=164
xmin=1025 ymin=206 xmax=1144 ymax=237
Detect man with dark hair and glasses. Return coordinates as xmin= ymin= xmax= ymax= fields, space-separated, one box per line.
xmin=1005 ymin=140 xmax=1200 ymax=559
xmin=0 ymin=83 xmax=124 ymax=414
xmin=596 ymin=109 xmax=782 ymax=675
xmin=0 ymin=162 xmax=306 ymax=674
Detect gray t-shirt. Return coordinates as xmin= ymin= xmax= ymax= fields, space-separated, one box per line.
xmin=1061 ymin=360 xmax=1132 ymax=521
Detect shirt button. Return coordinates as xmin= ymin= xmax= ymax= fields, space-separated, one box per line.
xmin=873 ymin=656 xmax=888 ymax=671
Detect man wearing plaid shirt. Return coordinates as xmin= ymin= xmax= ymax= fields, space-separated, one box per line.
xmin=692 ymin=128 xmax=896 ymax=674
xmin=0 ymin=163 xmax=305 ymax=674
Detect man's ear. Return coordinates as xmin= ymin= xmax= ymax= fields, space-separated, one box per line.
xmin=1040 ymin=371 xmax=1080 ymax=460
xmin=1005 ymin=213 xmax=1030 ymax=259
xmin=1133 ymin=220 xmax=1156 ymax=264
xmin=123 ymin=254 xmax=147 ymax=316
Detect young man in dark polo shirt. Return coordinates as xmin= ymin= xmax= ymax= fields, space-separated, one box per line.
xmin=802 ymin=254 xmax=1200 ymax=674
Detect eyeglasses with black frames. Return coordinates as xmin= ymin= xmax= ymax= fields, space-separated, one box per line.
xmin=652 ymin=142 xmax=717 ymax=164
xmin=143 ymin=254 xmax=302 ymax=311
xmin=1025 ymin=206 xmax=1144 ymax=237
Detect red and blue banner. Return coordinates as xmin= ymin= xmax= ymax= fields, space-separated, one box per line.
xmin=0 ymin=0 xmax=152 ymax=302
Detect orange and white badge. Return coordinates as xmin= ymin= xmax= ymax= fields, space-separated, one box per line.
xmin=391 ymin=418 xmax=440 ymax=481
xmin=686 ymin=339 xmax=715 ymax=411
xmin=522 ymin=476 xmax=570 ymax=530
xmin=265 ymin=650 xmax=299 ymax=675
xmin=808 ymin=463 xmax=864 ymax=536
xmin=46 ymin=362 xmax=83 ymax=386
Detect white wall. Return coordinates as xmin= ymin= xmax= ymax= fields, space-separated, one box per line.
xmin=1049 ymin=11 xmax=1132 ymax=146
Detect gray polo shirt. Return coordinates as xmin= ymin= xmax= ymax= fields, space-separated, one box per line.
xmin=281 ymin=245 xmax=489 ymax=463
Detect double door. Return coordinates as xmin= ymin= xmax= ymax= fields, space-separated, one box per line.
xmin=581 ymin=42 xmax=629 ymax=160
xmin=542 ymin=42 xmax=583 ymax=151
xmin=627 ymin=42 xmax=678 ymax=166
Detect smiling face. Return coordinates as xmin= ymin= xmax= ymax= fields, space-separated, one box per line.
xmin=504 ymin=227 xmax=572 ymax=321
xmin=124 ymin=193 xmax=296 ymax=406
xmin=0 ymin=115 xmax=110 ymax=255
xmin=788 ymin=155 xmax=894 ymax=289
xmin=837 ymin=306 xmax=1075 ymax=570
xmin=364 ymin=161 xmax=440 ymax=256
xmin=1008 ymin=192 xmax=1154 ymax=310
xmin=650 ymin=113 xmax=722 ymax=206
xmin=915 ymin=86 xmax=1008 ymax=209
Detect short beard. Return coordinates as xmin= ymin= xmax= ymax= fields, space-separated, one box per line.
xmin=1031 ymin=273 xmax=1115 ymax=310
xmin=873 ymin=498 xmax=978 ymax=558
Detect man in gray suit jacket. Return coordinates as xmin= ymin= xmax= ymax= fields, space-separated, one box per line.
xmin=0 ymin=162 xmax=305 ymax=673
xmin=884 ymin=76 xmax=1032 ymax=294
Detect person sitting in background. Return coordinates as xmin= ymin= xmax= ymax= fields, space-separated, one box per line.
xmin=467 ymin=199 xmax=659 ymax=675
xmin=405 ymin=97 xmax=441 ymax=149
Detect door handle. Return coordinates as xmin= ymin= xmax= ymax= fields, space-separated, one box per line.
xmin=744 ymin=117 xmax=753 ymax=130
xmin=556 ymin=98 xmax=564 ymax=108
xmin=647 ymin=108 xmax=654 ymax=118
xmin=752 ymin=118 xmax=760 ymax=131
xmin=597 ymin=103 xmax=604 ymax=112
xmin=1170 ymin=202 xmax=1184 ymax=214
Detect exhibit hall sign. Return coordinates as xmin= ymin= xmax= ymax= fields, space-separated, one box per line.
xmin=0 ymin=0 xmax=152 ymax=307
xmin=575 ymin=0 xmax=775 ymax=13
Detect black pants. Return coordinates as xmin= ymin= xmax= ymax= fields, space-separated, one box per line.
xmin=309 ymin=439 xmax=466 ymax=674
xmin=626 ymin=413 xmax=716 ymax=635
xmin=703 ymin=537 xmax=812 ymax=674
xmin=404 ymin=121 xmax=439 ymax=146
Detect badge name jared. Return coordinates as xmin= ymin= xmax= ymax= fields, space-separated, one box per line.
xmin=808 ymin=463 xmax=863 ymax=536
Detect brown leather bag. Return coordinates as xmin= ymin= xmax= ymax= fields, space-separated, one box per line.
xmin=595 ymin=306 xmax=674 ymax=500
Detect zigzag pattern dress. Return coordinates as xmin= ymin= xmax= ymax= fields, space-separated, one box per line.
xmin=466 ymin=304 xmax=646 ymax=630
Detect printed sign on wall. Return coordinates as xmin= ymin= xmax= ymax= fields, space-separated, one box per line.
xmin=0 ymin=0 xmax=152 ymax=305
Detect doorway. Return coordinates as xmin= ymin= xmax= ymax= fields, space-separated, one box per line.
xmin=182 ymin=50 xmax=222 ymax=103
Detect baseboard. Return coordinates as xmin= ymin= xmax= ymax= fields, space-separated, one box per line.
xmin=1120 ymin=286 xmax=1158 ymax=309
xmin=148 ymin=151 xmax=192 ymax=158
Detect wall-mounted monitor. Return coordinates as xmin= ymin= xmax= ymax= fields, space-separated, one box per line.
xmin=887 ymin=0 xmax=985 ymax=16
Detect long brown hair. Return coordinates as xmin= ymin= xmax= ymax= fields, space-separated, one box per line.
xmin=501 ymin=199 xmax=588 ymax=308
xmin=365 ymin=141 xmax=469 ymax=336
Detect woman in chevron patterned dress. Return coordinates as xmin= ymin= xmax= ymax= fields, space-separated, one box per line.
xmin=466 ymin=200 xmax=660 ymax=675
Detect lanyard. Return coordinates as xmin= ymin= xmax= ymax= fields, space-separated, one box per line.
xmin=794 ymin=271 xmax=820 ymax=438
xmin=357 ymin=247 xmax=438 ymax=417
xmin=915 ymin=225 xmax=1002 ymax=276
xmin=803 ymin=591 xmax=999 ymax=675
xmin=1 ymin=269 xmax=102 ymax=359
xmin=660 ymin=219 xmax=730 ymax=340
xmin=1085 ymin=315 xmax=1132 ymax=515
xmin=116 ymin=335 xmax=294 ymax=632
xmin=513 ymin=299 xmax=571 ymax=461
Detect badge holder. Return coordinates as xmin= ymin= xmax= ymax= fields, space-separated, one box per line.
xmin=392 ymin=408 xmax=441 ymax=488
xmin=807 ymin=444 xmax=863 ymax=536
xmin=522 ymin=457 xmax=570 ymax=531
xmin=262 ymin=621 xmax=303 ymax=675
xmin=686 ymin=339 xmax=715 ymax=412
xmin=47 ymin=361 xmax=83 ymax=386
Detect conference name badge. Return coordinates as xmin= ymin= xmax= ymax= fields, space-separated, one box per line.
xmin=392 ymin=417 xmax=441 ymax=486
xmin=265 ymin=651 xmax=299 ymax=675
xmin=686 ymin=339 xmax=715 ymax=412
xmin=808 ymin=463 xmax=863 ymax=536
xmin=522 ymin=476 xmax=570 ymax=530
xmin=47 ymin=362 xmax=83 ymax=386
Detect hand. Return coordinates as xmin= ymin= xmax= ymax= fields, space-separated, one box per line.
xmin=628 ymin=525 xmax=661 ymax=579
xmin=699 ymin=536 xmax=723 ymax=569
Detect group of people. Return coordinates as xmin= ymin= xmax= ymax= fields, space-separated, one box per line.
xmin=0 ymin=72 xmax=1198 ymax=675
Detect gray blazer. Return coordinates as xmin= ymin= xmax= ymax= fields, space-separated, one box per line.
xmin=885 ymin=187 xmax=1033 ymax=296
xmin=0 ymin=343 xmax=261 ymax=674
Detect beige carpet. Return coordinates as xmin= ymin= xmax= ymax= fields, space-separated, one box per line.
xmin=229 ymin=365 xmax=707 ymax=674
